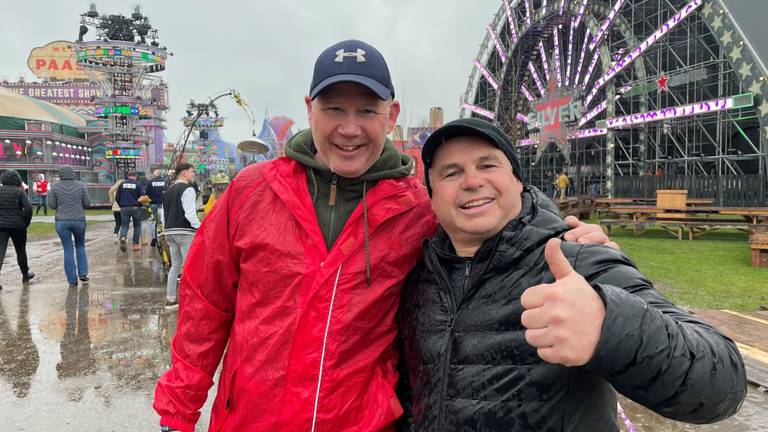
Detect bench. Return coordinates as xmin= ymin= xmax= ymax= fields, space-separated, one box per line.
xmin=600 ymin=218 xmax=756 ymax=240
xmin=750 ymin=231 xmax=768 ymax=267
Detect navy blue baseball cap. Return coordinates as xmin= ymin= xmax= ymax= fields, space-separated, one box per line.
xmin=309 ymin=39 xmax=395 ymax=100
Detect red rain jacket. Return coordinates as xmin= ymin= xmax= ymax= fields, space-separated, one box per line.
xmin=154 ymin=158 xmax=436 ymax=431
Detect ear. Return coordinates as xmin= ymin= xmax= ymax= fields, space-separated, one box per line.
xmin=386 ymin=99 xmax=401 ymax=134
xmin=305 ymin=96 xmax=313 ymax=123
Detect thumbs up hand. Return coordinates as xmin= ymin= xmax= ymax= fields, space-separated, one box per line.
xmin=520 ymin=238 xmax=606 ymax=367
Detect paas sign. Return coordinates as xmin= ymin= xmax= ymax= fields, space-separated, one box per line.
xmin=27 ymin=41 xmax=87 ymax=81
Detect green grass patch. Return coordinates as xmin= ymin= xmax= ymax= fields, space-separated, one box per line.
xmin=27 ymin=220 xmax=109 ymax=237
xmin=33 ymin=209 xmax=114 ymax=217
xmin=599 ymin=221 xmax=768 ymax=311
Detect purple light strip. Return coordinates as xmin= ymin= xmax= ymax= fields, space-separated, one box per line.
xmin=590 ymin=0 xmax=626 ymax=51
xmin=538 ymin=41 xmax=551 ymax=83
xmin=542 ymin=0 xmax=548 ymax=11
xmin=565 ymin=20 xmax=575 ymax=87
xmin=581 ymin=48 xmax=601 ymax=89
xmin=602 ymin=95 xmax=734 ymax=128
xmin=528 ymin=62 xmax=547 ymax=97
xmin=574 ymin=0 xmax=589 ymax=28
xmin=462 ymin=102 xmax=496 ymax=120
xmin=473 ymin=59 xmax=499 ymax=91
xmin=487 ymin=25 xmax=507 ymax=63
xmin=584 ymin=0 xmax=704 ymax=107
xmin=553 ymin=27 xmax=563 ymax=88
xmin=504 ymin=0 xmax=519 ymax=44
xmin=517 ymin=113 xmax=530 ymax=123
xmin=521 ymin=85 xmax=535 ymax=102
xmin=560 ymin=0 xmax=566 ymax=15
xmin=524 ymin=0 xmax=533 ymax=26
xmin=570 ymin=128 xmax=608 ymax=139
xmin=578 ymin=99 xmax=609 ymax=127
xmin=574 ymin=27 xmax=591 ymax=87
xmin=519 ymin=138 xmax=538 ymax=146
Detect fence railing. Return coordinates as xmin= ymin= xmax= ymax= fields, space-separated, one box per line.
xmin=613 ymin=175 xmax=768 ymax=207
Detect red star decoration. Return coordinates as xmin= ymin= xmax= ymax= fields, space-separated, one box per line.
xmin=657 ymin=74 xmax=669 ymax=92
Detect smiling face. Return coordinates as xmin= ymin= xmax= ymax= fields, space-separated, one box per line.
xmin=428 ymin=136 xmax=523 ymax=256
xmin=305 ymin=82 xmax=400 ymax=178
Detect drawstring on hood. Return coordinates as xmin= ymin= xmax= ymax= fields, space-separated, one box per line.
xmin=285 ymin=129 xmax=413 ymax=287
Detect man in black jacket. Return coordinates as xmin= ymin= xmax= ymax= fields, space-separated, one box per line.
xmin=397 ymin=118 xmax=746 ymax=431
xmin=0 ymin=170 xmax=35 ymax=289
xmin=146 ymin=169 xmax=167 ymax=248
xmin=116 ymin=171 xmax=146 ymax=252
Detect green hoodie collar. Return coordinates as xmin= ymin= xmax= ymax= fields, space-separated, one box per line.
xmin=284 ymin=128 xmax=413 ymax=181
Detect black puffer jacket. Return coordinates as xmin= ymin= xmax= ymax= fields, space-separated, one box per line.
xmin=0 ymin=171 xmax=32 ymax=229
xmin=398 ymin=186 xmax=746 ymax=431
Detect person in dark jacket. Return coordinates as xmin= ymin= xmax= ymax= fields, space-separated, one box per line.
xmin=145 ymin=169 xmax=167 ymax=247
xmin=397 ymin=118 xmax=747 ymax=431
xmin=0 ymin=170 xmax=35 ymax=289
xmin=48 ymin=166 xmax=91 ymax=287
xmin=162 ymin=163 xmax=200 ymax=310
xmin=116 ymin=171 xmax=146 ymax=252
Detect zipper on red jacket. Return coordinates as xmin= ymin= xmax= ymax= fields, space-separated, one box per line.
xmin=311 ymin=263 xmax=343 ymax=432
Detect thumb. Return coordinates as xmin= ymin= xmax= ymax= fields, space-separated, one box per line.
xmin=544 ymin=238 xmax=573 ymax=280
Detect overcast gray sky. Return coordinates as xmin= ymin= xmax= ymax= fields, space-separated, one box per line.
xmin=0 ymin=0 xmax=500 ymax=145
xmin=1 ymin=1 xmax=763 ymax=146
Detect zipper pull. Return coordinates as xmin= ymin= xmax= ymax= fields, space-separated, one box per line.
xmin=464 ymin=261 xmax=471 ymax=277
xmin=328 ymin=175 xmax=338 ymax=206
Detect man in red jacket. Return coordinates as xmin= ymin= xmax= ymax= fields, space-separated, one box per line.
xmin=153 ymin=40 xmax=609 ymax=432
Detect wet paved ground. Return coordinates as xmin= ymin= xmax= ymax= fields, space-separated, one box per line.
xmin=1 ymin=222 xmax=766 ymax=431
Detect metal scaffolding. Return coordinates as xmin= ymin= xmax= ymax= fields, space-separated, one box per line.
xmin=462 ymin=0 xmax=768 ymax=198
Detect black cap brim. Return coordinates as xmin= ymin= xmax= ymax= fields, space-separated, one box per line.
xmin=309 ymin=74 xmax=393 ymax=100
xmin=422 ymin=123 xmax=507 ymax=169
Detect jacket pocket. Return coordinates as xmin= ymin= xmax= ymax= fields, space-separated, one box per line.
xmin=212 ymin=366 xmax=238 ymax=432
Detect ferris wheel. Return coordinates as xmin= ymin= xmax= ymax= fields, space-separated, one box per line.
xmin=462 ymin=0 xmax=768 ymax=195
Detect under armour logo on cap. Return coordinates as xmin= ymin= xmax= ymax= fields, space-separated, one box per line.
xmin=335 ymin=48 xmax=366 ymax=63
xmin=310 ymin=39 xmax=395 ymax=100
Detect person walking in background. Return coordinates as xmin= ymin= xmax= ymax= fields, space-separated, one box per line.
xmin=108 ymin=179 xmax=124 ymax=241
xmin=0 ymin=170 xmax=34 ymax=290
xmin=116 ymin=171 xmax=145 ymax=252
xmin=556 ymin=171 xmax=570 ymax=201
xmin=32 ymin=174 xmax=49 ymax=216
xmin=145 ymin=169 xmax=167 ymax=248
xmin=48 ymin=166 xmax=91 ymax=287
xmin=162 ymin=163 xmax=200 ymax=310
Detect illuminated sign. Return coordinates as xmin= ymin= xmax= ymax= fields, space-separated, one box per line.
xmin=526 ymin=79 xmax=583 ymax=147
xmin=488 ymin=25 xmax=507 ymax=63
xmin=27 ymin=40 xmax=87 ymax=81
xmin=597 ymin=93 xmax=752 ymax=129
xmin=474 ymin=59 xmax=499 ymax=91
xmin=461 ymin=102 xmax=496 ymax=120
xmin=182 ymin=117 xmax=226 ymax=128
xmin=96 ymin=105 xmax=140 ymax=117
xmin=105 ymin=148 xmax=143 ymax=159
xmin=0 ymin=82 xmax=97 ymax=105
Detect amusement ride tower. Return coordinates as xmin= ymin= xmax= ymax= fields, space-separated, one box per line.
xmin=74 ymin=4 xmax=169 ymax=177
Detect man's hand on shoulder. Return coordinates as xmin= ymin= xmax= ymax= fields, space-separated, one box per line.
xmin=563 ymin=215 xmax=619 ymax=250
xmin=520 ymin=239 xmax=606 ymax=367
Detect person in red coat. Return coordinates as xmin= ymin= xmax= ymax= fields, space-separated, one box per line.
xmin=152 ymin=40 xmax=609 ymax=432
xmin=32 ymin=174 xmax=49 ymax=216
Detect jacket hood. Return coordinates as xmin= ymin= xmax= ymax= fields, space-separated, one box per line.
xmin=1 ymin=170 xmax=22 ymax=186
xmin=427 ymin=186 xmax=568 ymax=269
xmin=284 ymin=128 xmax=413 ymax=181
xmin=59 ymin=166 xmax=76 ymax=180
